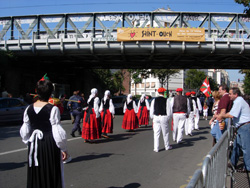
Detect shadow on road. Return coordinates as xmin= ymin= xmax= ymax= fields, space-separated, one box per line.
xmin=108 ymin=182 xmax=141 ymax=188
xmin=0 ymin=161 xmax=27 ymax=171
xmin=173 ymin=136 xmax=208 ymax=149
xmin=69 ymin=152 xmax=119 ymax=163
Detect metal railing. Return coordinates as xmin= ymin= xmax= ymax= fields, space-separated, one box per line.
xmin=187 ymin=118 xmax=232 ymax=188
xmin=1 ymin=12 xmax=250 ymax=41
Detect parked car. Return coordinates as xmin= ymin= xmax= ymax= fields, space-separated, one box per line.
xmin=112 ymin=95 xmax=127 ymax=115
xmin=0 ymin=98 xmax=28 ymax=124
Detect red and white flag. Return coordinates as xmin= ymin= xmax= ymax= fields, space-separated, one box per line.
xmin=200 ymin=77 xmax=212 ymax=97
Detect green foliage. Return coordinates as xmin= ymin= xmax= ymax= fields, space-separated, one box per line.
xmin=235 ymin=0 xmax=250 ymax=15
xmin=92 ymin=69 xmax=121 ymax=94
xmin=113 ymin=70 xmax=126 ymax=95
xmin=243 ymin=72 xmax=250 ymax=94
xmin=151 ymin=69 xmax=180 ymax=87
xmin=185 ymin=69 xmax=207 ymax=89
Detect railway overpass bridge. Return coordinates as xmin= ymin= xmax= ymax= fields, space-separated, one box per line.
xmin=1 ymin=11 xmax=250 ymax=69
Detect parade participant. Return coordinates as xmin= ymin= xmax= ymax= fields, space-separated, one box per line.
xmin=68 ymin=91 xmax=84 ymax=137
xmin=150 ymin=88 xmax=172 ymax=152
xmin=203 ymin=103 xmax=209 ymax=120
xmin=99 ymin=90 xmax=115 ymax=138
xmin=20 ymin=77 xmax=69 ymax=188
xmin=217 ymin=87 xmax=250 ymax=172
xmin=190 ymin=91 xmax=202 ymax=130
xmin=68 ymin=91 xmax=77 ymax=124
xmin=171 ymin=88 xmax=190 ymax=144
xmin=137 ymin=94 xmax=150 ymax=127
xmin=82 ymin=88 xmax=101 ymax=142
xmin=184 ymin=92 xmax=196 ymax=136
xmin=211 ymin=84 xmax=232 ymax=142
xmin=122 ymin=94 xmax=138 ymax=131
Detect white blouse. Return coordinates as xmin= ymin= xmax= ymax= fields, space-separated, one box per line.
xmin=20 ymin=105 xmax=67 ymax=152
xmin=99 ymin=98 xmax=115 ymax=115
xmin=123 ymin=101 xmax=138 ymax=113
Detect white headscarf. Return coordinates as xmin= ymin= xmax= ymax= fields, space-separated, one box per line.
xmin=127 ymin=94 xmax=132 ymax=104
xmin=104 ymin=90 xmax=110 ymax=104
xmin=87 ymin=88 xmax=98 ymax=103
xmin=140 ymin=94 xmax=145 ymax=103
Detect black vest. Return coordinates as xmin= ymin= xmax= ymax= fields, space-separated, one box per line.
xmin=173 ymin=95 xmax=187 ymax=113
xmin=27 ymin=104 xmax=54 ymax=133
xmin=102 ymin=98 xmax=110 ymax=110
xmin=126 ymin=101 xmax=133 ymax=110
xmin=154 ymin=97 xmax=167 ymax=115
xmin=139 ymin=100 xmax=146 ymax=107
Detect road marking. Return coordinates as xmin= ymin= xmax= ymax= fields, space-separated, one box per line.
xmin=0 ymin=137 xmax=82 ymax=156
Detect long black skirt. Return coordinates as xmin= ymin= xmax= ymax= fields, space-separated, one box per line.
xmin=27 ymin=132 xmax=63 ymax=188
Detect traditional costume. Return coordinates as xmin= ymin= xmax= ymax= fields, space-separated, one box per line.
xmin=20 ymin=74 xmax=67 ymax=188
xmin=150 ymin=88 xmax=172 ymax=152
xmin=122 ymin=94 xmax=138 ymax=130
xmin=137 ymin=94 xmax=150 ymax=127
xmin=82 ymin=88 xmax=101 ymax=141
xmin=171 ymin=88 xmax=190 ymax=143
xmin=190 ymin=91 xmax=202 ymax=130
xmin=99 ymin=90 xmax=115 ymax=136
xmin=185 ymin=92 xmax=197 ymax=136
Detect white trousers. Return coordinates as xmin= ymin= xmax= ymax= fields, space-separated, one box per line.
xmin=173 ymin=113 xmax=187 ymax=143
xmin=185 ymin=111 xmax=195 ymax=135
xmin=153 ymin=115 xmax=170 ymax=151
xmin=194 ymin=109 xmax=200 ymax=129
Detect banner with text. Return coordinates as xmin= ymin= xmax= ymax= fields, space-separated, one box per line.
xmin=117 ymin=27 xmax=205 ymax=42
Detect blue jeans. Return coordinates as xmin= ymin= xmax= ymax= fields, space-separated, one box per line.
xmin=72 ymin=109 xmax=82 ymax=134
xmin=231 ymin=123 xmax=250 ymax=171
xmin=210 ymin=118 xmax=228 ymax=142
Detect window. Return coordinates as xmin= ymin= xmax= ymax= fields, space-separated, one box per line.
xmin=151 ymin=82 xmax=155 ymax=88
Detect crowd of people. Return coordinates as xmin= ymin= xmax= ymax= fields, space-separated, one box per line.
xmin=19 ymin=75 xmax=250 ymax=187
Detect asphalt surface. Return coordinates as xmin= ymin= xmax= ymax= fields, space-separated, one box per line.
xmin=0 ymin=115 xmax=213 ymax=188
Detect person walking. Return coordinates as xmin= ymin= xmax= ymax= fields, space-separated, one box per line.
xmin=99 ymin=90 xmax=115 ymax=138
xmin=185 ymin=92 xmax=196 ymax=136
xmin=218 ymin=87 xmax=250 ymax=172
xmin=137 ymin=94 xmax=150 ymax=127
xmin=20 ymin=77 xmax=69 ymax=188
xmin=171 ymin=88 xmax=190 ymax=144
xmin=150 ymin=88 xmax=172 ymax=152
xmin=122 ymin=94 xmax=138 ymax=131
xmin=82 ymin=88 xmax=101 ymax=142
xmin=203 ymin=103 xmax=209 ymax=120
xmin=68 ymin=91 xmax=84 ymax=137
xmin=190 ymin=91 xmax=202 ymax=130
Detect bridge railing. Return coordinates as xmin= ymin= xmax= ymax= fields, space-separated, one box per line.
xmin=1 ymin=12 xmax=250 ymax=41
xmin=186 ymin=118 xmax=232 ymax=188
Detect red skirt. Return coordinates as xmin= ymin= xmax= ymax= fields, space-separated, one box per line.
xmin=100 ymin=109 xmax=113 ymax=133
xmin=122 ymin=109 xmax=138 ymax=130
xmin=137 ymin=106 xmax=149 ymax=125
xmin=82 ymin=109 xmax=101 ymax=140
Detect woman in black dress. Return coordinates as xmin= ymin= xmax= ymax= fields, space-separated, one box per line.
xmin=20 ymin=78 xmax=69 ymax=188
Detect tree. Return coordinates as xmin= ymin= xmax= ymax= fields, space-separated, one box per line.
xmin=151 ymin=69 xmax=180 ymax=92
xmin=128 ymin=69 xmax=144 ymax=95
xmin=239 ymin=69 xmax=250 ymax=94
xmin=235 ymin=0 xmax=250 ymax=15
xmin=185 ymin=69 xmax=207 ymax=90
xmin=113 ymin=69 xmax=126 ymax=95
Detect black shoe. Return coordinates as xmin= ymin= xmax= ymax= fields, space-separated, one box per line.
xmin=188 ymin=133 xmax=193 ymax=137
xmin=70 ymin=132 xmax=75 ymax=137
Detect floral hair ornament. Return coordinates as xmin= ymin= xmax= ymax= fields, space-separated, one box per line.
xmin=39 ymin=73 xmax=50 ymax=81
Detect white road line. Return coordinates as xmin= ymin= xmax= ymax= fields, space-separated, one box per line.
xmin=0 ymin=137 xmax=82 ymax=156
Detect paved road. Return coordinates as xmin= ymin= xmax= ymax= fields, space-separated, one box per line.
xmin=0 ymin=115 xmax=213 ymax=188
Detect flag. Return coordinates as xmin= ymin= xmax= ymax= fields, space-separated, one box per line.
xmin=200 ymin=77 xmax=212 ymax=97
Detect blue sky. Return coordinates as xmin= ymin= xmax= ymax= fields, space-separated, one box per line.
xmin=0 ymin=0 xmax=246 ymax=82
xmin=0 ymin=0 xmax=246 ymax=17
